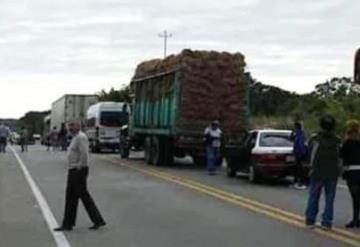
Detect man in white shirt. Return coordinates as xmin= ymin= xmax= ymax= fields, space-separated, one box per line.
xmin=204 ymin=120 xmax=222 ymax=175
xmin=54 ymin=121 xmax=106 ymax=231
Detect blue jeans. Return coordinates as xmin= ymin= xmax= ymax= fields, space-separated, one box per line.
xmin=305 ymin=179 xmax=338 ymax=227
xmin=206 ymin=146 xmax=220 ymax=172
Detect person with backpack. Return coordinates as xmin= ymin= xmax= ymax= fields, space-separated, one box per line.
xmin=291 ymin=122 xmax=308 ymax=190
xmin=340 ymin=120 xmax=360 ymax=228
xmin=305 ymin=115 xmax=341 ymax=230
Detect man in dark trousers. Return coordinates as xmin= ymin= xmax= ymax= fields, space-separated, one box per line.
xmin=204 ymin=120 xmax=222 ymax=175
xmin=305 ymin=115 xmax=341 ymax=231
xmin=54 ymin=121 xmax=106 ymax=231
xmin=58 ymin=123 xmax=68 ymax=151
xmin=291 ymin=122 xmax=308 ymax=190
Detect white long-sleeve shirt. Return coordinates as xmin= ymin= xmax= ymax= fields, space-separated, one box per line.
xmin=67 ymin=131 xmax=89 ymax=169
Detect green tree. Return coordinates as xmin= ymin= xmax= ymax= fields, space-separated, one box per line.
xmin=17 ymin=111 xmax=50 ymax=137
xmin=97 ymin=85 xmax=131 ymax=103
xmin=314 ymin=77 xmax=358 ymax=98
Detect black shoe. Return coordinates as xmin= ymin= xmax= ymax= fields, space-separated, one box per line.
xmin=345 ymin=220 xmax=360 ymax=228
xmin=54 ymin=226 xmax=73 ymax=231
xmin=89 ymin=222 xmax=106 ymax=230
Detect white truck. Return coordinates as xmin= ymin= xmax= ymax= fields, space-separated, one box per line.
xmin=86 ymin=102 xmax=129 ymax=153
xmin=50 ymin=94 xmax=98 ymax=131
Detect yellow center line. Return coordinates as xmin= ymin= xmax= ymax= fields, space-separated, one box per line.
xmin=99 ymin=156 xmax=360 ymax=247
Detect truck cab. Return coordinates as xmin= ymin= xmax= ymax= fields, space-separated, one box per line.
xmin=86 ymin=102 xmax=129 ymax=153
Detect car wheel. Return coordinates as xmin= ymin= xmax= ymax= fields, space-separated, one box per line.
xmin=249 ymin=164 xmax=261 ymax=183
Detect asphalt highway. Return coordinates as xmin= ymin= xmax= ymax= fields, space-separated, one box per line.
xmin=0 ymin=145 xmax=357 ymax=247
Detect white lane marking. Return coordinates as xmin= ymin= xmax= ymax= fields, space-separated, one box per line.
xmin=10 ymin=147 xmax=71 ymax=247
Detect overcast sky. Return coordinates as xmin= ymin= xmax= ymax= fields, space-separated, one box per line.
xmin=1 ymin=0 xmax=359 ymax=118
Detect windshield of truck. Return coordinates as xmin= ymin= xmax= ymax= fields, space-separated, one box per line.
xmin=100 ymin=111 xmax=128 ymax=127
xmin=259 ymin=132 xmax=293 ymax=147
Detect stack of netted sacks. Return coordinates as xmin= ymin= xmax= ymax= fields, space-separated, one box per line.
xmin=133 ymin=49 xmax=248 ymax=132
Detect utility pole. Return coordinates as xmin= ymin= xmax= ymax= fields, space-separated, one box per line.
xmin=158 ymin=30 xmax=172 ymax=58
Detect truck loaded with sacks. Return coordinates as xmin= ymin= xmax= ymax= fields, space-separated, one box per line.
xmin=120 ymin=49 xmax=250 ymax=166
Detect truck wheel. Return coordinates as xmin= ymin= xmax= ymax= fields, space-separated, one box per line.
xmin=249 ymin=163 xmax=261 ymax=183
xmin=152 ymin=136 xmax=165 ymax=166
xmin=144 ymin=137 xmax=153 ymax=165
xmin=163 ymin=139 xmax=174 ymax=166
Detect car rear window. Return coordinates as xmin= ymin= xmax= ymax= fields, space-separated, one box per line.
xmin=259 ymin=132 xmax=293 ymax=147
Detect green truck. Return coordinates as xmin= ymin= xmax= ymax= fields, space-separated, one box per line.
xmin=120 ymin=50 xmax=250 ymax=166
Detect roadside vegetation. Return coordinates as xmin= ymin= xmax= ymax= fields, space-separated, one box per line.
xmin=98 ymin=75 xmax=360 ymax=137
xmin=11 ymin=75 xmax=359 ymax=138
xmin=249 ymin=75 xmax=360 ymax=136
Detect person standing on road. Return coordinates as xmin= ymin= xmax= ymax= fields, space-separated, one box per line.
xmin=58 ymin=123 xmax=68 ymax=151
xmin=46 ymin=132 xmax=51 ymax=151
xmin=54 ymin=121 xmax=106 ymax=232
xmin=19 ymin=127 xmax=29 ymax=152
xmin=291 ymin=122 xmax=308 ymax=190
xmin=305 ymin=115 xmax=341 ymax=230
xmin=204 ymin=120 xmax=222 ymax=175
xmin=50 ymin=127 xmax=58 ymax=151
xmin=0 ymin=124 xmax=10 ymax=153
xmin=340 ymin=120 xmax=360 ymax=228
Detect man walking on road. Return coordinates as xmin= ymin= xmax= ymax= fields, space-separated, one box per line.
xmin=0 ymin=124 xmax=10 ymax=153
xmin=305 ymin=115 xmax=341 ymax=230
xmin=19 ymin=127 xmax=29 ymax=152
xmin=54 ymin=121 xmax=106 ymax=232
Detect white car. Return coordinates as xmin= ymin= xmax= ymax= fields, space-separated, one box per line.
xmin=227 ymin=129 xmax=305 ymax=183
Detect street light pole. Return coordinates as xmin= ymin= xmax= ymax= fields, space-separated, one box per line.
xmin=158 ymin=30 xmax=172 ymax=58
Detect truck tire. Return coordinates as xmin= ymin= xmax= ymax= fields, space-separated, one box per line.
xmin=144 ymin=137 xmax=153 ymax=165
xmin=151 ymin=136 xmax=165 ymax=166
xmin=163 ymin=138 xmax=174 ymax=166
